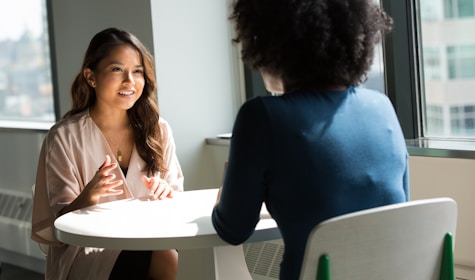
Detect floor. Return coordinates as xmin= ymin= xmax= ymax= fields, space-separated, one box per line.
xmin=0 ymin=263 xmax=44 ymax=280
xmin=0 ymin=261 xmax=471 ymax=280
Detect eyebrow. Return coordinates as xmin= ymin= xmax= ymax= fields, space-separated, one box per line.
xmin=107 ymin=61 xmax=144 ymax=68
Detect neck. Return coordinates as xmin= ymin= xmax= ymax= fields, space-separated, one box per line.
xmin=284 ymin=83 xmax=348 ymax=93
xmin=89 ymin=108 xmax=133 ymax=165
xmin=89 ymin=107 xmax=130 ymax=130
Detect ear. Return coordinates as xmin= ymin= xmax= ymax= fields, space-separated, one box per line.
xmin=83 ymin=68 xmax=96 ymax=88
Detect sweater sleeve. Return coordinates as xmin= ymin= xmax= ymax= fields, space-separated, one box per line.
xmin=212 ymin=98 xmax=271 ymax=245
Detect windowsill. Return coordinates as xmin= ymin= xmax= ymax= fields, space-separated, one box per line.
xmin=205 ymin=137 xmax=231 ymax=146
xmin=0 ymin=120 xmax=54 ymax=132
xmin=406 ymin=138 xmax=475 ymax=159
xmin=206 ymin=137 xmax=475 ymax=160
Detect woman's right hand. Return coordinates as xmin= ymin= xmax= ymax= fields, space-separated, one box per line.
xmin=85 ymin=155 xmax=124 ymax=203
xmin=58 ymin=155 xmax=124 ymax=216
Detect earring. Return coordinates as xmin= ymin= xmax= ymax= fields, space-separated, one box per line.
xmin=90 ymin=81 xmax=95 ymax=87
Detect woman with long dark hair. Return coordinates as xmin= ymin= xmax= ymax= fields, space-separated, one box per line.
xmin=32 ymin=27 xmax=183 ymax=280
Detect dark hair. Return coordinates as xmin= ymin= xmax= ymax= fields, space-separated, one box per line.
xmin=63 ymin=27 xmax=166 ymax=175
xmin=230 ymin=0 xmax=393 ymax=89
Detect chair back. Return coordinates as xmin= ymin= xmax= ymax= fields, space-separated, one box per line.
xmin=299 ymin=198 xmax=457 ymax=280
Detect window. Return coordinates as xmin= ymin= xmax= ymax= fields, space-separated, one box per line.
xmin=419 ymin=0 xmax=475 ymax=138
xmin=363 ymin=43 xmax=386 ymax=93
xmin=444 ymin=0 xmax=475 ymax=18
xmin=422 ymin=47 xmax=443 ymax=81
xmin=426 ymin=105 xmax=445 ymax=135
xmin=447 ymin=45 xmax=475 ymax=79
xmin=420 ymin=1 xmax=443 ymax=21
xmin=0 ymin=0 xmax=55 ymax=129
xmin=450 ymin=105 xmax=475 ymax=136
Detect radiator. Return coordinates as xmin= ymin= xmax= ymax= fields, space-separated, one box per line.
xmin=244 ymin=239 xmax=284 ymax=280
xmin=0 ymin=188 xmax=45 ymax=273
xmin=244 ymin=240 xmax=475 ymax=280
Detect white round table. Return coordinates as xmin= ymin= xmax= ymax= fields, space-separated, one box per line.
xmin=54 ymin=188 xmax=281 ymax=280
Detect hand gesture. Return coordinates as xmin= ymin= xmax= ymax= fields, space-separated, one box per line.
xmin=142 ymin=175 xmax=174 ymax=200
xmin=59 ymin=155 xmax=124 ymax=216
xmin=85 ymin=155 xmax=124 ymax=204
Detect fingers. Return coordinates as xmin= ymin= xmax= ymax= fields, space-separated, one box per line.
xmin=90 ymin=156 xmax=123 ymax=199
xmin=97 ymin=157 xmax=118 ymax=176
xmin=144 ymin=175 xmax=173 ymax=200
xmin=105 ymin=182 xmax=124 ymax=196
xmin=97 ymin=155 xmax=112 ymax=171
xmin=97 ymin=174 xmax=123 ymax=194
xmin=142 ymin=175 xmax=152 ymax=185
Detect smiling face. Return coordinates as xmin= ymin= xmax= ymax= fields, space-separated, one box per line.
xmin=84 ymin=44 xmax=145 ymax=113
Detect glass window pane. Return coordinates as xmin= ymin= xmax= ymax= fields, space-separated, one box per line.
xmin=444 ymin=0 xmax=475 ymax=18
xmin=0 ymin=0 xmax=55 ymax=126
xmin=421 ymin=0 xmax=443 ymax=21
xmin=423 ymin=47 xmax=442 ymax=80
xmin=459 ymin=0 xmax=475 ymax=17
xmin=420 ymin=0 xmax=475 ymax=138
xmin=362 ymin=43 xmax=385 ymax=93
xmin=444 ymin=0 xmax=455 ymax=18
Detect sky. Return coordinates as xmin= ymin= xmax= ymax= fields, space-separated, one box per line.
xmin=0 ymin=0 xmax=43 ymax=40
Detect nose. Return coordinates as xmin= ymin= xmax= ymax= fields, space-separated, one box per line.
xmin=123 ymin=71 xmax=135 ymax=85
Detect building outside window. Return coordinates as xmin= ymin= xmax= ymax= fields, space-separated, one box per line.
xmin=420 ymin=0 xmax=475 ymax=138
xmin=0 ymin=0 xmax=55 ymax=128
xmin=423 ymin=47 xmax=443 ymax=81
xmin=450 ymin=105 xmax=475 ymax=135
xmin=444 ymin=0 xmax=475 ymax=18
xmin=447 ymin=45 xmax=475 ymax=80
xmin=426 ymin=104 xmax=445 ymax=135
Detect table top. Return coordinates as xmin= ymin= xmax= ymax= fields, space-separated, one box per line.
xmin=54 ymin=188 xmax=281 ymax=250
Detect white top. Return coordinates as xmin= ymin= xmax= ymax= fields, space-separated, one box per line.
xmin=55 ymin=188 xmax=280 ymax=250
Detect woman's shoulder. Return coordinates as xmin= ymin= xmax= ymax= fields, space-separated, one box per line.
xmin=158 ymin=117 xmax=176 ymax=141
xmin=158 ymin=117 xmax=171 ymax=131
xmin=352 ymin=86 xmax=389 ymax=100
xmin=238 ymin=96 xmax=270 ymax=114
xmin=45 ymin=111 xmax=90 ymax=140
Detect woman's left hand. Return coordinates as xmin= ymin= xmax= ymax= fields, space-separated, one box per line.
xmin=142 ymin=175 xmax=174 ymax=200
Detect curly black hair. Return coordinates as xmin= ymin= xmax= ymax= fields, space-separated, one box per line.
xmin=230 ymin=0 xmax=393 ymax=89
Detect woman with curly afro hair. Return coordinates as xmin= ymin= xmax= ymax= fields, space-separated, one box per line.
xmin=212 ymin=0 xmax=409 ymax=279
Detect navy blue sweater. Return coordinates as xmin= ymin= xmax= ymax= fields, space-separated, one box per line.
xmin=212 ymin=86 xmax=409 ymax=280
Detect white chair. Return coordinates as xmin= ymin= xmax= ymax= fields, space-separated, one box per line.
xmin=299 ymin=197 xmax=457 ymax=280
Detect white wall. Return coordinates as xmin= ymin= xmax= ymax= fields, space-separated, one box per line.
xmin=151 ymin=0 xmax=242 ymax=190
xmin=409 ymin=156 xmax=475 ymax=271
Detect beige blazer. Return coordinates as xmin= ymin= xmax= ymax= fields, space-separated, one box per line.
xmin=31 ymin=110 xmax=184 ymax=280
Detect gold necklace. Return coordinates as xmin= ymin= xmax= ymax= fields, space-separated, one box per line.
xmin=90 ymin=110 xmax=131 ymax=163
xmin=104 ymin=127 xmax=130 ymax=163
